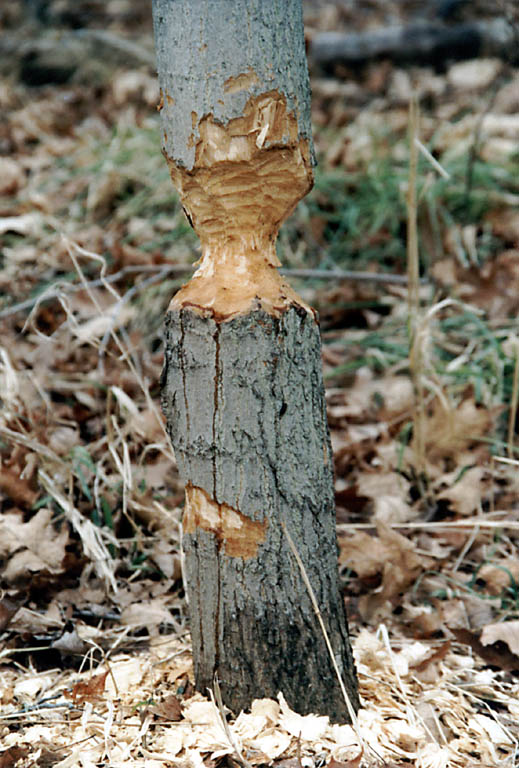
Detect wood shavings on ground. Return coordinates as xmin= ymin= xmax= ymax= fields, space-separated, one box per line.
xmin=1 ymin=628 xmax=518 ymax=767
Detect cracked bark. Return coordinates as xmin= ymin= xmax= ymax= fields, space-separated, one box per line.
xmin=153 ymin=0 xmax=359 ymax=721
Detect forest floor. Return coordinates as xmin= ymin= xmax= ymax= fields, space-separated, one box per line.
xmin=1 ymin=1 xmax=519 ymax=767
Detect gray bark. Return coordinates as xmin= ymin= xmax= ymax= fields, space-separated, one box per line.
xmin=161 ymin=306 xmax=359 ymax=720
xmin=152 ymin=0 xmax=315 ymax=170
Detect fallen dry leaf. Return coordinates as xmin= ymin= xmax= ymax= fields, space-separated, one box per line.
xmin=437 ymin=466 xmax=485 ymax=517
xmin=481 ymin=620 xmax=519 ymax=656
xmin=460 ymin=249 xmax=519 ymax=318
xmin=416 ymin=398 xmax=492 ymax=467
xmin=275 ymin=759 xmax=301 ymax=768
xmin=332 ymin=369 xmax=413 ymax=419
xmin=328 ymin=751 xmax=363 ymax=768
xmin=65 ymin=669 xmax=109 ymax=705
xmin=0 ymin=158 xmax=25 ymax=195
xmin=356 ymin=472 xmax=413 ymax=524
xmin=51 ymin=626 xmax=89 ymax=655
xmin=0 ymin=747 xmax=28 ymax=768
xmin=0 ymin=507 xmax=69 ymax=581
xmin=340 ymin=522 xmax=430 ymax=615
xmin=0 ymin=597 xmax=20 ymax=631
xmin=339 ymin=530 xmax=388 ymax=579
xmin=121 ymin=596 xmax=178 ymax=636
xmin=487 ymin=209 xmax=519 ymax=245
xmin=446 ymin=58 xmax=502 ymax=91
xmin=0 ymin=469 xmax=37 ymax=508
xmin=152 ymin=693 xmax=183 ymax=721
xmin=412 ymin=641 xmax=451 ymax=673
xmin=477 ymin=559 xmax=519 ymax=595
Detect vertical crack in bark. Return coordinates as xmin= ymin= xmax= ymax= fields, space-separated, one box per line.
xmin=180 ymin=310 xmax=190 ymax=440
xmin=214 ymin=540 xmax=221 ymax=679
xmin=196 ymin=538 xmax=204 ymax=670
xmin=212 ymin=324 xmax=221 ymax=500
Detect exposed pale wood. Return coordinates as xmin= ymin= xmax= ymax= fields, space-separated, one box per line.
xmin=153 ymin=0 xmax=315 ymax=320
xmin=163 ymin=90 xmax=314 ymax=320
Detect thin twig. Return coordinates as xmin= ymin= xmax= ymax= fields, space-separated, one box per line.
xmin=281 ymin=526 xmax=362 ymax=738
xmin=414 ymin=138 xmax=450 ymax=179
xmin=282 ymin=522 xmax=388 ymax=764
xmin=280 ymin=268 xmax=421 ymax=285
xmin=495 ymin=455 xmax=519 ymax=467
xmin=0 ymin=264 xmax=189 ymax=320
xmin=464 ymin=75 xmax=503 ymax=204
xmin=63 ymin=238 xmax=174 ymax=460
xmin=337 ymin=517 xmax=519 ymax=531
xmin=452 ymin=523 xmax=480 ymax=573
xmin=39 ymin=468 xmax=118 ymax=592
xmin=0 ymin=264 xmax=424 ymax=319
xmin=507 ymin=338 xmax=519 ymax=458
xmin=97 ymin=266 xmax=172 ymax=373
xmin=376 ymin=626 xmax=413 ymax=715
xmin=0 ymin=702 xmax=76 ymax=720
xmin=76 ymin=29 xmax=156 ymax=66
xmin=211 ymin=677 xmax=252 ymax=768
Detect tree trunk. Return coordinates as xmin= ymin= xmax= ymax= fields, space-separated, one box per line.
xmin=152 ymin=0 xmax=359 ymax=721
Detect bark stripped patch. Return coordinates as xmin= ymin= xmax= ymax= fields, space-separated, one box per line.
xmin=183 ymin=484 xmax=267 ymax=558
xmin=164 ymin=90 xmax=313 ymax=320
xmin=224 ymin=68 xmax=260 ymax=94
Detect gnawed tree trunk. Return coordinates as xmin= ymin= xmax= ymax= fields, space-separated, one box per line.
xmin=152 ymin=0 xmax=359 ymax=721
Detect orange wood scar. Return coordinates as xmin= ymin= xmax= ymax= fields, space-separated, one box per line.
xmin=165 ymin=90 xmax=314 ymax=320
xmin=224 ymin=68 xmax=260 ymax=94
xmin=183 ymin=484 xmax=267 ymax=559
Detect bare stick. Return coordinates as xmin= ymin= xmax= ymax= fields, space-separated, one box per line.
xmin=407 ymin=97 xmax=426 ymax=477
xmin=508 ymin=339 xmax=519 ymax=458
xmin=281 ymin=521 xmax=360 ymax=733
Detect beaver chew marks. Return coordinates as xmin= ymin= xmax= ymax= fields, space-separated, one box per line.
xmin=184 ymin=484 xmax=267 ymax=559
xmin=165 ymin=90 xmax=313 ymax=320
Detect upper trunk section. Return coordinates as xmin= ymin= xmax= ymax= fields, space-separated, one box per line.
xmin=152 ymin=0 xmax=316 ymax=320
xmin=152 ymin=0 xmax=315 ymax=172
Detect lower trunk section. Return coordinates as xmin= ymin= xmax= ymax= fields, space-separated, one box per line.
xmin=161 ymin=305 xmax=359 ymax=721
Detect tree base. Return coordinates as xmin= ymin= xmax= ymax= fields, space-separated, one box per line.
xmin=161 ymin=305 xmax=359 ymax=721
